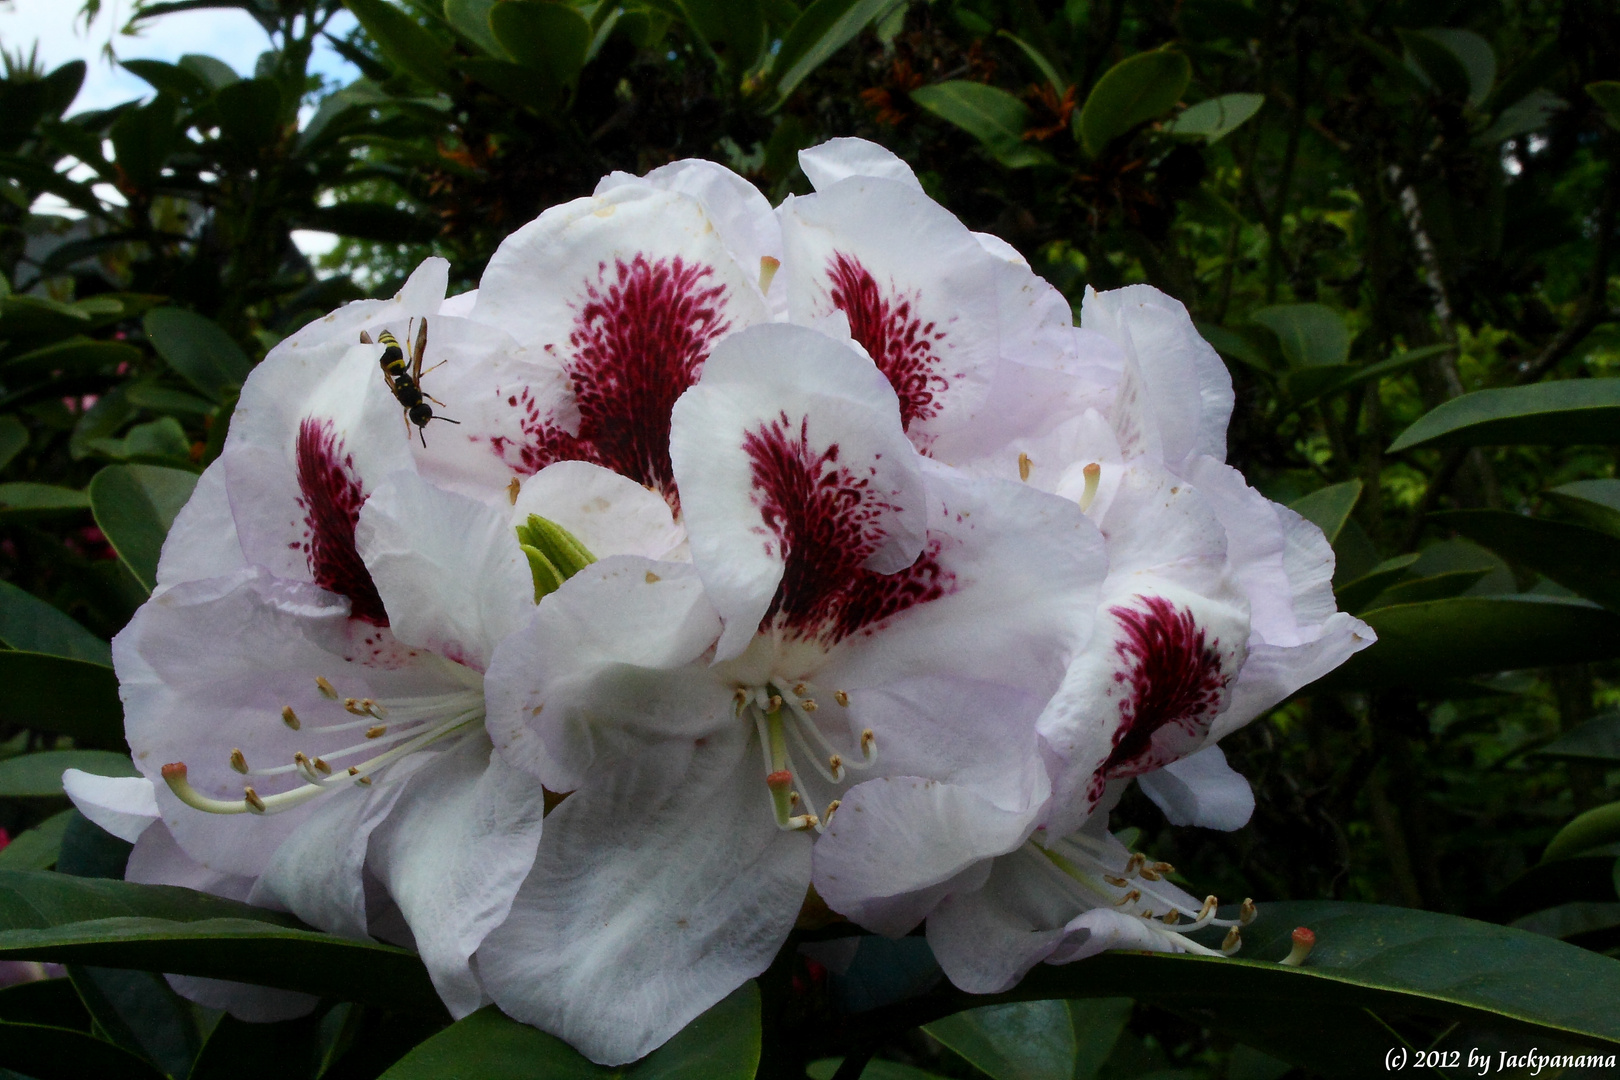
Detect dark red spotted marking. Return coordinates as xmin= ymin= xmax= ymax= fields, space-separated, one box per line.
xmin=490 ymin=254 xmax=731 ymax=507
xmin=1090 ymin=596 xmax=1229 ymax=796
xmin=744 ymin=412 xmax=952 ymax=646
xmin=826 ymin=252 xmax=948 ymax=433
xmin=295 ymin=418 xmax=387 ymax=625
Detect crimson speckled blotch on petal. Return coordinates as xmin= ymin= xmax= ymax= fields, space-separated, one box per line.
xmin=480 ymin=323 xmax=1107 ymax=1065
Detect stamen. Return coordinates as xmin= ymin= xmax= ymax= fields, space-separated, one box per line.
xmin=1280 ymin=926 xmax=1314 ymax=966
xmin=161 ymin=763 xmax=249 ymax=815
xmin=1240 ymin=898 xmax=1257 ymax=925
xmin=800 ymin=699 xmax=817 ymax=712
xmin=1079 ymin=462 xmax=1101 ymax=513
xmin=281 ymin=706 xmax=301 ymax=731
xmin=1221 ymin=926 xmax=1242 ymax=955
xmin=793 ymin=683 xmax=809 ymax=696
xmin=828 ymin=754 xmax=842 ymax=774
xmin=1197 ymin=895 xmax=1218 ymax=922
xmin=835 ymin=690 xmax=849 ymax=707
xmin=1115 ymin=889 xmax=1142 ymax=906
xmin=767 ymin=695 xmax=782 ymax=713
xmin=1125 ymin=852 xmax=1147 ymax=876
xmin=229 ymin=748 xmax=248 ymax=774
xmin=1163 ymin=909 xmax=1180 ymax=925
xmin=859 ymin=728 xmax=877 ymax=765
xmin=366 ymin=725 xmax=387 ymax=739
xmin=507 ymin=477 xmax=521 ymax=504
xmin=243 ymin=787 xmax=266 ymax=813
xmin=313 ymin=757 xmax=331 ymax=774
xmin=316 ymin=676 xmax=339 ymax=699
xmin=758 ymin=255 xmax=780 ymax=295
xmin=1018 ymin=452 xmax=1032 ymax=481
xmin=1105 ymin=875 xmax=1129 ymax=887
xmin=824 ymin=799 xmax=840 ymax=823
xmin=645 ymin=571 xmax=660 ymax=584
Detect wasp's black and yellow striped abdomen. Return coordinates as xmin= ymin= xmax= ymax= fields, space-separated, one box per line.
xmin=360 ymin=320 xmax=460 ymax=447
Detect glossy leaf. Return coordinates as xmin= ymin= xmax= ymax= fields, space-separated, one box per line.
xmin=1537 ymin=711 xmax=1620 ymax=763
xmin=299 ymin=202 xmax=442 ymax=244
xmin=1077 ymin=49 xmax=1191 ymax=156
xmin=3 ymin=337 xmax=143 ymax=378
xmin=911 ymin=81 xmax=1050 ymax=169
xmin=67 ymin=964 xmax=199 ymax=1079
xmin=774 ymin=0 xmax=895 ymax=102
xmin=0 ymin=751 xmax=135 ymax=797
xmin=443 ymin=0 xmax=505 ymax=57
xmin=142 ymin=307 xmax=252 ymax=401
xmin=1361 ymin=569 xmax=1488 ymax=610
xmin=0 ymin=652 xmax=122 ymax=743
xmin=997 ymin=31 xmax=1067 ymax=96
xmin=0 ymin=483 xmax=90 ymax=516
xmin=178 ymin=53 xmax=238 ymax=90
xmin=1163 ymin=92 xmax=1264 ymax=142
xmin=1417 ymin=29 xmax=1496 ymax=107
xmin=0 ymin=810 xmax=74 ymax=869
xmin=187 ymin=1010 xmax=325 ymax=1080
xmin=0 ymin=870 xmax=444 ymax=1014
xmin=344 ymin=0 xmax=457 ymax=93
xmin=0 ymin=1020 xmax=168 ymax=1080
xmin=924 ymin=999 xmax=1076 ymax=1080
xmin=1388 ymin=379 xmax=1620 ymax=452
xmin=807 ymin=1061 xmax=948 ymax=1080
xmin=86 ymin=417 xmax=192 ymax=465
xmin=120 ymin=58 xmax=211 ymax=101
xmin=123 ymin=383 xmax=214 ymax=416
xmin=1290 ymin=343 xmax=1453 ymax=404
xmin=1544 ymin=802 xmax=1620 ymax=863
xmin=990 ymin=900 xmax=1620 ymax=1074
xmin=1545 ymin=478 xmax=1620 ymax=536
xmin=1334 ymin=553 xmax=1420 ymax=613
xmin=0 ymin=414 xmax=26 ymax=471
xmin=1398 ymin=29 xmax=1473 ymax=100
xmin=89 ymin=464 xmax=199 ymax=593
xmin=1287 ymin=479 xmax=1361 ymax=545
xmin=1068 ymin=998 xmax=1133 ymax=1080
xmin=1250 ymin=303 xmax=1351 ymax=367
xmin=490 ymin=1 xmax=592 ymax=85
xmin=214 ymin=78 xmax=284 ymax=155
xmin=379 ymin=981 xmax=759 ymax=1079
xmin=0 ymin=977 xmax=91 ymax=1030
xmin=1432 ymin=508 xmax=1620 ymax=612
xmin=0 ymin=579 xmax=111 ymax=664
xmin=678 ymin=0 xmax=766 ymax=71
xmin=1321 ymin=595 xmax=1620 ymax=690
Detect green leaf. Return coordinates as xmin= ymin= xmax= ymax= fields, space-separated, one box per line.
xmin=0 ymin=870 xmax=444 ymax=1014
xmin=120 ymin=58 xmax=212 ymax=101
xmin=911 ymin=81 xmax=1050 ymax=169
xmin=0 ymin=579 xmax=111 ymax=664
xmin=454 ymin=56 xmax=560 ymax=109
xmin=1432 ymin=509 xmax=1620 ymax=612
xmin=1478 ymin=87 xmax=1566 ymax=144
xmin=0 ymin=810 xmax=74 ymax=870
xmin=379 ymin=981 xmax=759 ymax=1078
xmin=773 ymin=0 xmax=897 ymax=102
xmin=0 ymin=751 xmax=136 ymax=797
xmin=924 ymin=1000 xmax=1076 ymax=1080
xmin=1416 ymin=29 xmax=1496 ymax=108
xmin=1076 ymin=49 xmax=1191 ymax=156
xmin=996 ymin=30 xmax=1067 ymax=96
xmin=1360 ymin=569 xmax=1488 ymax=610
xmin=1537 ymin=711 xmax=1620 ymax=763
xmin=123 ymin=383 xmax=215 ymax=416
xmin=1068 ymin=998 xmax=1132 ymax=1080
xmin=1250 ymin=303 xmax=1351 ymax=367
xmin=1546 ymin=478 xmax=1620 ymax=536
xmin=1544 ymin=802 xmax=1620 ymax=862
xmin=89 ymin=464 xmax=200 ymax=593
xmin=1163 ymin=92 xmax=1264 ymax=142
xmin=213 ymin=78 xmax=285 ymax=154
xmin=0 ymin=483 xmax=89 ymax=517
xmin=1291 ymin=343 xmax=1452 ymax=404
xmin=86 ymin=417 xmax=193 ymax=465
xmin=994 ymin=900 xmax=1620 ymax=1073
xmin=678 ymin=0 xmax=766 ymax=72
xmin=1321 ymin=595 xmax=1620 ymax=690
xmin=1334 ymin=553 xmax=1421 ymax=613
xmin=1397 ymin=28 xmax=1472 ymax=100
xmin=0 ymin=1020 xmax=168 ymax=1080
xmin=808 ymin=1061 xmax=949 ymax=1080
xmin=142 ymin=308 xmax=252 ymax=401
xmin=345 ymin=0 xmax=458 ymax=93
xmin=1590 ymin=81 xmax=1620 ymax=129
xmin=444 ymin=0 xmax=505 ymax=56
xmin=0 ymin=414 xmax=27 ymax=471
xmin=179 ymin=54 xmax=239 ymax=91
xmin=0 ymin=977 xmax=91 ymax=1030
xmin=67 ymin=964 xmax=199 ymax=1079
xmin=3 ymin=337 xmax=144 ymax=378
xmin=0 ymin=652 xmax=120 ymax=742
xmin=490 ymin=1 xmax=592 ymax=86
xmin=1510 ymin=901 xmax=1620 ymax=941
xmin=1387 ymin=380 xmax=1620 ymax=452
xmin=1287 ymin=480 xmax=1361 ymax=545
xmin=188 ymin=1010 xmax=325 ymax=1080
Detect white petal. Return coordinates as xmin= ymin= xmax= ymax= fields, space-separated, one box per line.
xmin=596 ymin=159 xmax=782 ymax=305
xmin=438 ymin=288 xmax=478 ymax=317
xmin=926 ymin=850 xmax=1074 ymax=993
xmin=367 ymin=734 xmax=547 ymax=1018
xmin=1137 ymin=744 xmax=1254 ymax=830
xmin=155 ymin=459 xmax=243 ymax=593
xmin=357 ymin=471 xmax=534 ymax=670
xmin=165 ymin=975 xmax=320 ymax=1023
xmin=798 ymin=138 xmax=923 ymax=191
xmin=1043 ymin=906 xmax=1189 ymax=963
xmin=1214 ymin=614 xmax=1375 ymax=742
xmin=61 ymin=771 xmax=157 ymax=844
xmin=1083 ymin=285 xmax=1232 ymax=469
xmin=476 ymin=724 xmax=810 ymax=1066
xmin=669 ymin=323 xmax=926 ymax=660
xmin=512 ymin=461 xmax=687 ymax=561
xmin=485 ymin=557 xmax=723 ymax=789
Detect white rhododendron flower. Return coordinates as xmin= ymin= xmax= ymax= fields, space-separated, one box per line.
xmin=68 ymin=259 xmax=552 ymax=1019
xmin=479 ymin=323 xmax=1106 ymax=1064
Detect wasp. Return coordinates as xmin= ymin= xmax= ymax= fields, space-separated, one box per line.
xmin=360 ymin=319 xmax=459 ymax=447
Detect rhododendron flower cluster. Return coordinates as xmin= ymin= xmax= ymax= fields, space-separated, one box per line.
xmin=68 ymin=138 xmax=1371 ymax=1065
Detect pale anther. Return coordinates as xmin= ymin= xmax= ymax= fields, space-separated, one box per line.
xmin=366 ymin=725 xmax=387 ymax=739
xmin=1198 ymin=895 xmax=1219 ymax=921
xmin=767 ymin=695 xmax=782 ymax=713
xmin=1125 ymin=852 xmax=1146 ymax=875
xmin=316 ymin=676 xmax=339 ymax=699
xmin=1079 ymin=462 xmax=1101 ymax=513
xmin=1163 ymin=909 xmax=1181 ymax=925
xmin=835 ymin=690 xmax=849 ymax=707
xmin=1240 ymin=898 xmax=1257 ymax=925
xmin=281 ymin=706 xmax=301 ymax=730
xmin=229 ymin=748 xmax=248 ymax=774
xmin=793 ymin=683 xmax=808 ymax=696
xmin=800 ymin=699 xmax=817 ymax=712
xmin=507 ymin=477 xmax=521 ymax=505
xmin=313 ymin=757 xmax=331 ymax=774
xmin=645 ymin=571 xmax=660 ymax=584
xmin=1018 ymin=452 xmax=1032 ymax=481
xmin=1115 ymin=889 xmax=1142 ymax=906
xmin=1221 ymin=926 xmax=1242 ymax=955
xmin=1105 ymin=874 xmax=1129 ymax=887
xmin=243 ymin=786 xmax=266 ymax=813
xmin=824 ymin=799 xmax=840 ymax=823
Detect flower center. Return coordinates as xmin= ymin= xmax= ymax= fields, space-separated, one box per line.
xmin=733 ymin=678 xmax=874 ymax=833
xmin=1031 ymin=832 xmax=1254 ymax=957
xmin=160 ymin=675 xmax=483 ymax=816
xmin=296 ymin=418 xmax=388 ymax=625
xmin=826 ymin=252 xmax=948 ymax=434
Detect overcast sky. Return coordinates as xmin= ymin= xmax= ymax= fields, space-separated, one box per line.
xmin=0 ymin=0 xmax=358 ymax=112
